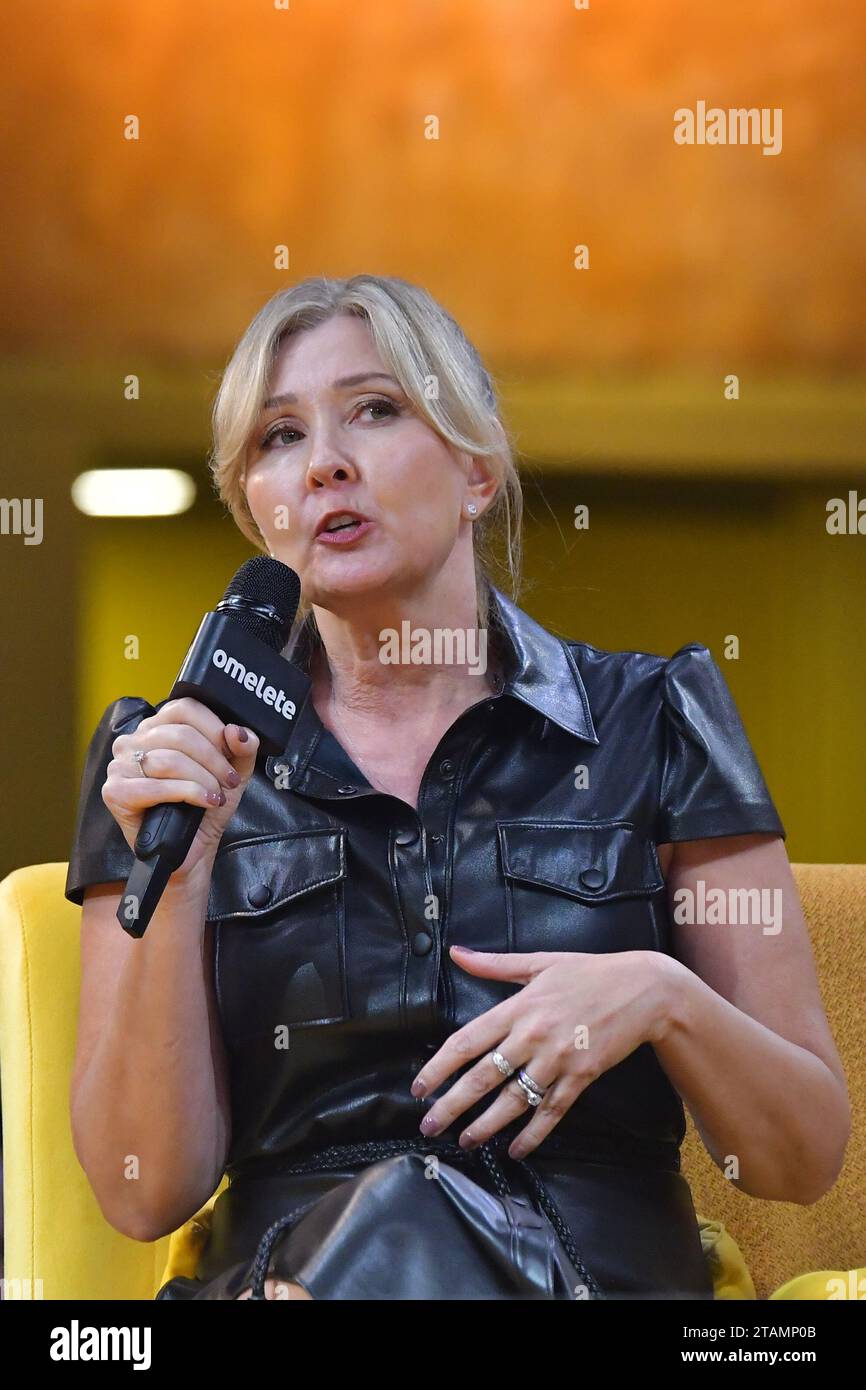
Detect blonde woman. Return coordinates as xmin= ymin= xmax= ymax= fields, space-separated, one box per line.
xmin=66 ymin=275 xmax=850 ymax=1300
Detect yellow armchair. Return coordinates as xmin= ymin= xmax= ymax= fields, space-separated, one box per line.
xmin=0 ymin=861 xmax=862 ymax=1300
xmin=680 ymin=862 xmax=866 ymax=1301
xmin=0 ymin=863 xmax=206 ymax=1299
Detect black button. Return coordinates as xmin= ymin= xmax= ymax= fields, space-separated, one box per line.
xmin=430 ymin=833 xmax=444 ymax=844
xmin=248 ymin=883 xmax=272 ymax=908
xmin=486 ymin=702 xmax=496 ymax=712
xmin=395 ymin=827 xmax=419 ymax=846
xmin=337 ymin=785 xmax=356 ymax=795
xmin=578 ymin=867 xmax=605 ymax=890
xmin=439 ymin=758 xmax=455 ymax=778
xmin=412 ymin=931 xmax=433 ymax=956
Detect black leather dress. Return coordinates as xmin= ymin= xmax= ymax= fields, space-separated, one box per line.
xmin=65 ymin=587 xmax=786 ymax=1300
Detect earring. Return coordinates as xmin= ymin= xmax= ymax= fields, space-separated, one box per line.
xmin=466 ymin=503 xmax=478 ymax=516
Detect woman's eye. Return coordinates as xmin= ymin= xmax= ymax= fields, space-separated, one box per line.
xmin=259 ymin=398 xmax=399 ymax=451
xmin=361 ymin=397 xmax=399 ymax=421
xmin=260 ymin=424 xmax=301 ymax=450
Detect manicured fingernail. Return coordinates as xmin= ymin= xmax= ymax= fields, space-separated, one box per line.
xmin=450 ymin=944 xmax=476 ymax=953
xmin=225 ymin=768 xmax=241 ymax=788
xmin=237 ymin=726 xmax=249 ymax=743
xmin=410 ymin=1078 xmax=427 ymax=1097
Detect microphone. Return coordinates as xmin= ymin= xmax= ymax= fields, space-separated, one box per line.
xmin=117 ymin=557 xmax=309 ymax=937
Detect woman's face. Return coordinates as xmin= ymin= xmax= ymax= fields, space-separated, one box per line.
xmin=240 ymin=314 xmax=494 ymax=611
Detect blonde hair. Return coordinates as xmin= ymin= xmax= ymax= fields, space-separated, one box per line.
xmin=208 ymin=273 xmax=523 ymax=631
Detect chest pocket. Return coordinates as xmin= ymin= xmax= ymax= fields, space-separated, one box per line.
xmin=208 ymin=826 xmax=349 ymax=1040
xmin=497 ymin=819 xmax=665 ymax=955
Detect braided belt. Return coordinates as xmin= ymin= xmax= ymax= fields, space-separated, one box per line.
xmin=242 ymin=1133 xmax=606 ymax=1301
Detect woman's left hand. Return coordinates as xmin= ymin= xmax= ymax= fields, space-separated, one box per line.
xmin=411 ymin=945 xmax=678 ymax=1160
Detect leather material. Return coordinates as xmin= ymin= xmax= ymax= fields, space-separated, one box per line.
xmin=155 ymin=1147 xmax=714 ymax=1300
xmin=260 ymin=1153 xmax=584 ymax=1301
xmin=183 ymin=1147 xmax=715 ymax=1300
xmin=66 ymin=587 xmax=784 ymax=1300
xmin=156 ymin=1153 xmax=585 ymax=1301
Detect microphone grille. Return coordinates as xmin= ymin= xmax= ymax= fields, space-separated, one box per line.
xmin=217 ymin=557 xmax=302 ymax=650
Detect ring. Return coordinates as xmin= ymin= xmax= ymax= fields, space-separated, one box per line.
xmin=490 ymin=1049 xmax=516 ymax=1078
xmin=518 ymin=1067 xmax=546 ymax=1095
xmin=514 ymin=1068 xmax=547 ymax=1108
xmin=132 ymin=748 xmax=150 ymax=777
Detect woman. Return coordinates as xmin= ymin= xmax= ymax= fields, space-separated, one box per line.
xmin=65 ymin=274 xmax=851 ymax=1301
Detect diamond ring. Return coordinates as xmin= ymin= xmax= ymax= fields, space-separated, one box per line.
xmin=132 ymin=748 xmax=151 ymax=777
xmin=514 ymin=1068 xmax=547 ymax=1108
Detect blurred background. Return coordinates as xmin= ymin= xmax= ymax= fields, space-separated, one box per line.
xmin=1 ymin=0 xmax=865 ymax=887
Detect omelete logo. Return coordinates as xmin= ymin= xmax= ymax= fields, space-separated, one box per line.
xmin=212 ymin=648 xmax=297 ymax=719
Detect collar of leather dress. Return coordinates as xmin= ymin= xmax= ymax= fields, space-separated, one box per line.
xmin=264 ymin=586 xmax=600 ymax=798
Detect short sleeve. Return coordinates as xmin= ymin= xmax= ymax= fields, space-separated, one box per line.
xmin=64 ymin=696 xmax=157 ymax=907
xmin=655 ymin=643 xmax=786 ymax=844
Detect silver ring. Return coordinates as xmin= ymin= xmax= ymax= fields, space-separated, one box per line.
xmin=518 ymin=1067 xmax=546 ymax=1095
xmin=490 ymin=1050 xmax=515 ymax=1078
xmin=514 ymin=1068 xmax=547 ymax=1108
xmin=132 ymin=748 xmax=150 ymax=777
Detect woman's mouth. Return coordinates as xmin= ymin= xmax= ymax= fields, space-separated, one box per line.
xmin=315 ymin=515 xmax=375 ymax=546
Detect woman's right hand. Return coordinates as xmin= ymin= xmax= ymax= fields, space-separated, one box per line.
xmin=102 ymin=696 xmax=260 ymax=886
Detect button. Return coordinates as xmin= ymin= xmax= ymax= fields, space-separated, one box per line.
xmin=395 ymin=827 xmax=419 ymax=846
xmin=412 ymin=931 xmax=434 ymax=956
xmin=248 ymin=883 xmax=272 ymax=908
xmin=578 ymin=867 xmax=605 ymax=890
xmin=337 ymin=785 xmax=356 ymax=795
xmin=439 ymin=759 xmax=455 ymax=778
xmin=430 ymin=833 xmax=444 ymax=844
xmin=486 ymin=702 xmax=496 ymax=712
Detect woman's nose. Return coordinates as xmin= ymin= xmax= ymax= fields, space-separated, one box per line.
xmin=305 ymin=447 xmax=358 ymax=489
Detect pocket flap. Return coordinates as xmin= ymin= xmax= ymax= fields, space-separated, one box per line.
xmin=497 ymin=820 xmax=663 ymax=903
xmin=207 ymin=826 xmax=346 ymax=922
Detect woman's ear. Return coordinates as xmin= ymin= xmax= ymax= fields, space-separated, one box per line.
xmin=464 ymin=455 xmax=500 ymax=516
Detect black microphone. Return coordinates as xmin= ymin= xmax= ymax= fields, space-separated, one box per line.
xmin=117 ymin=557 xmax=309 ymax=937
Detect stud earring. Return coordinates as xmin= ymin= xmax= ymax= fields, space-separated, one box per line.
xmin=466 ymin=503 xmax=478 ymax=516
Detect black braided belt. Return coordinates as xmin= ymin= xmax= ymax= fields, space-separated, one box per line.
xmin=241 ymin=1132 xmax=613 ymax=1300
